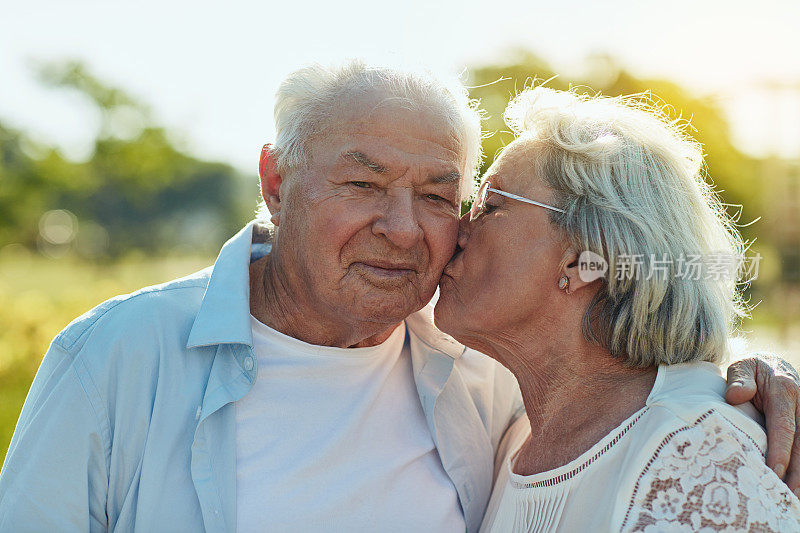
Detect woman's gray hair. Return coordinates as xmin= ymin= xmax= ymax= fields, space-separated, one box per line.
xmin=504 ymin=87 xmax=748 ymax=367
xmin=256 ymin=60 xmax=483 ymax=220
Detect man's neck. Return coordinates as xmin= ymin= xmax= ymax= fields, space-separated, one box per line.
xmin=249 ymin=254 xmax=400 ymax=348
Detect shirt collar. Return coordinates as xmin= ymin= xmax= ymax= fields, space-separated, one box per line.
xmin=186 ymin=221 xmax=260 ymax=349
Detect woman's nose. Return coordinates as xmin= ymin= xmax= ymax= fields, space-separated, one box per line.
xmin=457 ymin=212 xmax=471 ymax=250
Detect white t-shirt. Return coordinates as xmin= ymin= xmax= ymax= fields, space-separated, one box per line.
xmin=235 ymin=317 xmax=465 ymax=533
xmin=480 ymin=362 xmax=800 ymax=532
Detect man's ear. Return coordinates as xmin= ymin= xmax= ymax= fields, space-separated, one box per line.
xmin=259 ymin=144 xmax=284 ymax=226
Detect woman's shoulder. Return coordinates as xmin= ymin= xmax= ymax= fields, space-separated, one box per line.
xmin=615 ymin=365 xmax=800 ymax=532
xmin=646 ymin=362 xmax=765 ymax=440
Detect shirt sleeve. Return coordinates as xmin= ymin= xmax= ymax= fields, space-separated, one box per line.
xmin=620 ymin=411 xmax=800 ymax=532
xmin=0 ymin=339 xmax=110 ymax=533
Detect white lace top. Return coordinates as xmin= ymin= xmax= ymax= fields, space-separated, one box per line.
xmin=479 ymin=362 xmax=800 ymax=532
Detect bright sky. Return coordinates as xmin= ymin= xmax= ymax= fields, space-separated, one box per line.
xmin=2 ymin=0 xmax=799 ymax=172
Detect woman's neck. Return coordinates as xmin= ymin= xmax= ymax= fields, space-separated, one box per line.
xmin=490 ymin=330 xmax=657 ymax=476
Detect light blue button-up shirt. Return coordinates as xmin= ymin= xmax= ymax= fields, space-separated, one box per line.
xmin=0 ymin=221 xmax=523 ymax=533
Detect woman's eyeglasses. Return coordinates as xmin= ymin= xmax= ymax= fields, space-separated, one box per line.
xmin=469 ymin=181 xmax=566 ymax=221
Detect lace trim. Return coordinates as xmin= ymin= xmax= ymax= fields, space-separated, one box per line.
xmin=510 ymin=407 xmax=649 ymax=489
xmin=715 ymin=410 xmax=766 ymax=458
xmin=620 ymin=409 xmax=800 ymax=532
xmin=620 ymin=410 xmax=715 ymax=528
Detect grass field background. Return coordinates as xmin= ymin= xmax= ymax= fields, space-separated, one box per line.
xmin=0 ymin=250 xmax=213 ymax=466
xmin=1 ymin=250 xmax=798 ymax=467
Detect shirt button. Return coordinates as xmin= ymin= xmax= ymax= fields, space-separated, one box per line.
xmin=244 ymin=356 xmax=254 ymax=371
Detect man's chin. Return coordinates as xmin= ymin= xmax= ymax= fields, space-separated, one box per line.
xmin=353 ymin=288 xmax=429 ymax=324
xmin=355 ymin=307 xmax=413 ymax=327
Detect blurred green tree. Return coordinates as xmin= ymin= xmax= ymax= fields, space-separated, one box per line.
xmin=467 ymin=50 xmax=761 ymax=241
xmin=0 ymin=61 xmax=254 ymax=257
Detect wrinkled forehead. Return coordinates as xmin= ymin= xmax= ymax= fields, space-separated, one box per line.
xmin=325 ymin=88 xmax=466 ymax=167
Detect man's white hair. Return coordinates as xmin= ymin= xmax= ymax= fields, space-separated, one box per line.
xmin=504 ymin=86 xmax=748 ymax=367
xmin=256 ymin=60 xmax=483 ymax=220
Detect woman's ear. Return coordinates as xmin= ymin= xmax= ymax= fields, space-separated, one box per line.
xmin=259 ymin=144 xmax=283 ymax=226
xmin=558 ymin=248 xmax=604 ymax=294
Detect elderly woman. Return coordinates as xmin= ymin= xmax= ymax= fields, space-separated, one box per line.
xmin=434 ymin=87 xmax=800 ymax=531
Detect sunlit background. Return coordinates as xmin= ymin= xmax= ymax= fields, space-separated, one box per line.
xmin=2 ymin=0 xmax=799 ymax=463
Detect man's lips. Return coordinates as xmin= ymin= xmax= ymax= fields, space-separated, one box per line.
xmin=361 ymin=259 xmax=416 ymax=270
xmin=355 ymin=261 xmax=416 ymax=278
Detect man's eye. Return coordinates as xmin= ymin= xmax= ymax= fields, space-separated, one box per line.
xmin=425 ymin=194 xmax=447 ymax=202
xmin=349 ymin=181 xmax=372 ymax=189
xmin=483 ymin=204 xmax=499 ymax=214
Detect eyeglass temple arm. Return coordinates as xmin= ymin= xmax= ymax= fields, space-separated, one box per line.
xmin=487 ymin=187 xmax=566 ymax=213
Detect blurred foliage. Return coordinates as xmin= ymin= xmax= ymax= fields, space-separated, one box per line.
xmin=0 ymin=250 xmax=212 ymax=467
xmin=0 ymin=61 xmax=254 ymax=258
xmin=467 ymin=50 xmax=763 ymax=243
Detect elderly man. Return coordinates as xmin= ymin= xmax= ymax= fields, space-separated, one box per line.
xmin=0 ymin=61 xmax=798 ymax=532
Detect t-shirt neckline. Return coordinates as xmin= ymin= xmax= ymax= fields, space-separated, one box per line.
xmin=249 ymin=315 xmax=406 ymax=359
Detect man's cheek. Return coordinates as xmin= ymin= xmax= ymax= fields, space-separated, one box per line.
xmin=431 ymin=238 xmax=458 ymax=272
xmin=321 ymin=219 xmax=368 ymax=251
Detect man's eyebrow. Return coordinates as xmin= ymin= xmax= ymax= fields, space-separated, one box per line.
xmin=344 ymin=151 xmax=460 ymax=184
xmin=343 ymin=151 xmax=388 ymax=174
xmin=430 ymin=170 xmax=461 ymax=185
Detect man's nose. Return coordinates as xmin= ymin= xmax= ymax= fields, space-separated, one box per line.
xmin=373 ymin=192 xmax=424 ymax=249
xmin=457 ymin=212 xmax=471 ymax=250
